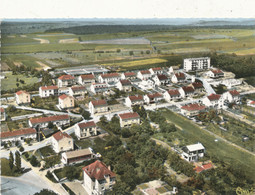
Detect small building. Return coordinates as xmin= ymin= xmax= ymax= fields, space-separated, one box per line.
xmin=121 ymin=72 xmax=137 ymax=80
xmin=182 ymin=143 xmax=205 ymax=162
xmin=190 ymin=82 xmax=204 ymax=93
xmin=78 ymin=74 xmax=96 ymax=85
xmin=29 ymin=115 xmax=70 ymax=128
xmin=168 ymin=66 xmax=179 ymax=74
xmin=58 ymin=87 xmax=70 ymax=95
xmin=82 ymin=160 xmax=116 ymax=195
xmin=163 ymin=89 xmax=181 ymax=102
xmin=181 ymin=103 xmax=206 ymax=117
xmin=61 ymin=148 xmax=95 ymax=165
xmin=183 ymin=57 xmax=210 ymax=72
xmin=51 ymin=131 xmax=74 ymax=153
xmin=206 ymin=69 xmax=224 ymax=78
xmin=153 ymin=74 xmax=169 ymax=86
xmin=1 ymin=107 xmax=6 ymax=121
xmin=116 ymin=80 xmax=132 ymax=92
xmin=125 ymin=95 xmax=144 ymax=107
xmin=202 ymin=94 xmax=223 ymax=109
xmin=179 ymin=86 xmax=195 ymax=98
xmin=69 ymin=86 xmax=86 ymax=97
xmin=149 ymin=67 xmax=163 ymax=75
xmin=118 ymin=112 xmax=140 ymax=128
xmin=89 ymin=100 xmax=108 ymax=115
xmin=90 ymin=83 xmax=108 ymax=94
xmin=15 ymin=90 xmax=30 ymax=105
xmin=58 ymin=75 xmax=75 ymax=88
xmin=144 ymin=93 xmax=164 ymax=104
xmin=98 ymin=73 xmax=121 ymax=84
xmin=220 ymin=79 xmax=242 ymax=89
xmin=58 ymin=94 xmax=75 ymax=109
xmin=171 ymin=72 xmax=186 ymax=83
xmin=75 ymin=121 xmax=97 ymax=139
xmin=0 ymin=128 xmax=37 ymax=144
xmin=131 ymin=78 xmax=142 ymax=85
xmin=247 ymin=100 xmax=255 ymax=108
xmin=137 ymin=70 xmax=152 ymax=80
xmin=39 ymin=86 xmax=58 ymax=98
xmin=222 ymin=90 xmax=240 ymax=104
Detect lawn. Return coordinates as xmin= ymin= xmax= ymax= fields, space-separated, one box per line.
xmin=31 ymin=96 xmax=59 ymax=111
xmin=1 ymin=72 xmax=39 ymax=91
xmin=75 ymin=139 xmax=93 ymax=149
xmin=7 ymin=109 xmax=38 ymax=117
xmin=38 ymin=146 xmax=56 ymax=158
xmin=160 ymin=109 xmax=255 ymax=181
xmin=1 ymin=158 xmax=23 ymax=177
xmin=7 ymin=119 xmax=29 ymax=131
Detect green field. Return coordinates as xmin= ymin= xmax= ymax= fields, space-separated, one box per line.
xmin=160 ymin=109 xmax=255 ymax=181
xmin=1 ymin=158 xmax=23 ymax=177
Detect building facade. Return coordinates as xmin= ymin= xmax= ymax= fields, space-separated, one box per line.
xmin=51 ymin=131 xmax=74 ymax=153
xmin=39 ymin=86 xmax=58 ymax=98
xmin=183 ymin=57 xmax=210 ymax=72
xmin=118 ymin=112 xmax=140 ymax=128
xmin=75 ymin=121 xmax=97 ymax=139
xmin=16 ymin=90 xmax=30 ymax=105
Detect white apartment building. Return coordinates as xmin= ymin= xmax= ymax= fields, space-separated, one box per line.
xmin=39 ymin=86 xmax=59 ymax=98
xmin=182 ymin=143 xmax=205 ymax=162
xmin=183 ymin=57 xmax=210 ymax=72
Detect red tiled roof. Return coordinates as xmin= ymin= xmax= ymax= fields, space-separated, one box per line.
xmin=29 ymin=115 xmax=69 ymax=124
xmin=167 ymin=89 xmax=180 ymax=97
xmin=157 ymin=74 xmax=168 ymax=80
xmin=147 ymin=93 xmax=163 ymax=99
xmin=101 ymin=73 xmax=120 ymax=78
xmin=182 ymin=86 xmax=195 ymax=93
xmin=175 ymin=72 xmax=185 ymax=79
xmin=119 ymin=112 xmax=140 ymax=120
xmin=229 ymin=90 xmax=240 ymax=96
xmin=71 ymin=86 xmax=86 ymax=91
xmin=194 ymin=166 xmax=204 ymax=173
xmin=59 ymin=94 xmax=71 ymax=100
xmin=120 ymin=79 xmax=131 ymax=85
xmin=40 ymin=86 xmax=58 ymax=90
xmin=0 ymin=128 xmax=36 ymax=139
xmin=140 ymin=70 xmax=151 ymax=75
xmin=212 ymin=69 xmax=224 ymax=74
xmin=202 ymin=163 xmax=213 ymax=170
xmin=58 ymin=75 xmax=75 ymax=80
xmin=207 ymin=94 xmax=221 ymax=101
xmin=78 ymin=121 xmax=96 ymax=129
xmin=80 ymin=74 xmax=95 ymax=80
xmin=250 ymin=101 xmax=255 ymax=105
xmin=16 ymin=90 xmax=29 ymax=95
xmin=192 ymin=82 xmax=203 ymax=89
xmin=152 ymin=67 xmax=162 ymax=71
xmin=91 ymin=100 xmax=107 ymax=107
xmin=129 ymin=95 xmax=143 ymax=101
xmin=124 ymin=72 xmax=136 ymax=77
xmin=0 ymin=107 xmax=4 ymax=113
xmin=181 ymin=103 xmax=206 ymax=111
xmin=82 ymin=160 xmax=116 ymax=180
xmin=52 ymin=131 xmax=72 ymax=141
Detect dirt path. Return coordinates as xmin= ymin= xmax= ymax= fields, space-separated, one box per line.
xmin=36 ymin=61 xmax=52 ymax=71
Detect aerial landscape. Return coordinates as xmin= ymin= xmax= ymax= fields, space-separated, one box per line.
xmin=0 ymin=18 xmax=255 ymax=195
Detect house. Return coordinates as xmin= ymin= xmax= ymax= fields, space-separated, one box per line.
xmin=181 ymin=103 xmax=206 ymax=117
xmin=121 ymin=72 xmax=137 ymax=80
xmin=58 ymin=87 xmax=70 ymax=95
xmin=194 ymin=163 xmax=214 ymax=173
xmin=206 ymin=69 xmax=224 ymax=78
xmin=82 ymin=160 xmax=116 ymax=195
xmin=39 ymin=86 xmax=58 ymax=98
xmin=183 ymin=57 xmax=210 ymax=72
xmin=190 ymin=82 xmax=204 ymax=93
xmin=51 ymin=131 xmax=73 ymax=153
xmin=168 ymin=66 xmax=179 ymax=74
xmin=29 ymin=115 xmax=70 ymax=128
xmin=78 ymin=74 xmax=96 ymax=85
xmin=90 ymin=83 xmax=108 ymax=94
xmin=131 ymin=78 xmax=142 ymax=85
xmin=61 ymin=148 xmax=95 ymax=165
xmin=202 ymin=94 xmax=223 ymax=109
xmin=98 ymin=73 xmax=121 ymax=84
xmin=75 ymin=121 xmax=97 ymax=139
xmin=144 ymin=93 xmax=164 ymax=104
xmin=69 ymin=86 xmax=86 ymax=97
xmin=139 ymin=79 xmax=156 ymax=89
xmin=149 ymin=67 xmax=163 ymax=75
xmin=220 ymin=79 xmax=242 ymax=89
xmin=1 ymin=107 xmax=6 ymax=121
xmin=58 ymin=75 xmax=75 ymax=87
xmin=89 ymin=100 xmax=108 ymax=115
xmin=0 ymin=128 xmax=37 ymax=144
xmin=15 ymin=90 xmax=30 ymax=105
xmin=153 ymin=74 xmax=169 ymax=86
xmin=137 ymin=70 xmax=151 ymax=80
xmin=182 ymin=143 xmax=205 ymax=162
xmin=116 ymin=80 xmax=132 ymax=92
xmin=118 ymin=112 xmax=140 ymax=128
xmin=171 ymin=72 xmax=186 ymax=83
xmin=58 ymin=94 xmax=75 ymax=109
xmin=125 ymin=95 xmax=144 ymax=107
xmin=179 ymin=86 xmax=195 ymax=98
xmin=164 ymin=89 xmax=181 ymax=102
xmin=222 ymin=90 xmax=241 ymax=104
xmin=247 ymin=100 xmax=255 ymax=108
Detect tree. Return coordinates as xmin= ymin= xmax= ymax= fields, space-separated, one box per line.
xmin=146 ymin=50 xmax=150 ymax=54
xmin=140 ymin=51 xmax=144 ymax=55
xmin=48 ymin=121 xmax=54 ymax=129
xmin=116 ymin=49 xmax=121 ymax=53
xmin=30 ymin=155 xmax=40 ymax=167
xmin=34 ymin=189 xmax=58 ymax=195
xmin=16 ymin=83 xmax=19 ymax=87
xmin=9 ymin=151 xmax=14 ymax=170
xmin=81 ymin=109 xmax=91 ymax=120
xmin=99 ymin=116 xmax=108 ymax=125
xmin=19 ymin=146 xmax=24 ymax=152
xmin=129 ymin=51 xmax=134 ymax=56
xmin=15 ymin=151 xmax=22 ymax=172
xmin=7 ymin=105 xmax=17 ymax=113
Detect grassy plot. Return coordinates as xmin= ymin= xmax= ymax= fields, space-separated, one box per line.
xmin=2 ymin=54 xmax=41 ymax=68
xmin=1 ymin=158 xmax=23 ymax=177
xmin=2 ymin=35 xmax=40 ymax=45
xmin=160 ymin=109 xmax=255 ymax=181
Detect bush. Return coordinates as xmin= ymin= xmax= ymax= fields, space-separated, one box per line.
xmin=30 ymin=155 xmax=40 ymax=167
xmin=19 ymin=146 xmax=24 ymax=152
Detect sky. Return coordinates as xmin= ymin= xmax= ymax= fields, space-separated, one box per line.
xmin=0 ymin=0 xmax=255 ymax=19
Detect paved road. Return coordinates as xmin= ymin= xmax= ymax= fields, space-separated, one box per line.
xmin=11 ymin=113 xmax=43 ymax=121
xmin=197 ymin=77 xmax=216 ymax=95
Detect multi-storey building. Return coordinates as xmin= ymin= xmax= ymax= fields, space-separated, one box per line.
xmin=39 ymin=86 xmax=59 ymax=98
xmin=183 ymin=57 xmax=210 ymax=72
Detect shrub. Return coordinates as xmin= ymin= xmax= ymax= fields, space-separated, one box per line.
xmin=19 ymin=146 xmax=24 ymax=152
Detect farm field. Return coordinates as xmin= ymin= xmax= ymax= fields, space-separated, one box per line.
xmin=160 ymin=109 xmax=255 ymax=181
